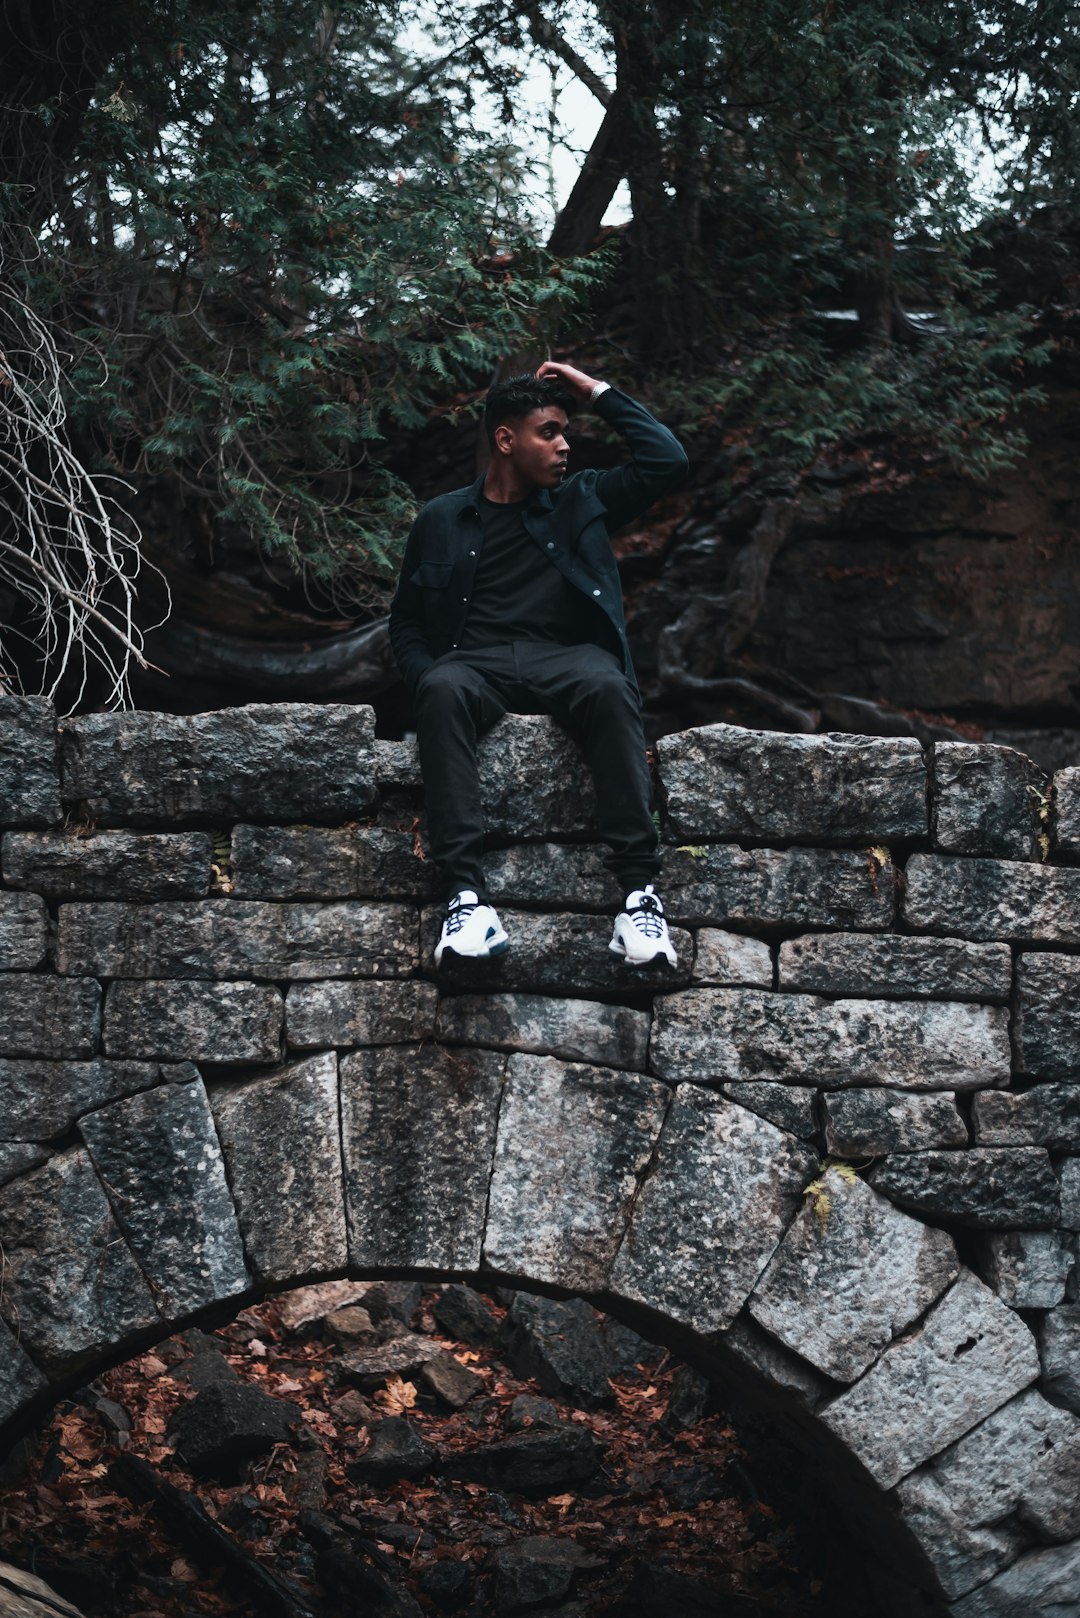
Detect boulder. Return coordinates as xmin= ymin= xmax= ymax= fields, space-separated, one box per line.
xmin=347 ymin=1416 xmax=436 ymax=1484
xmin=168 ymin=1382 xmax=302 ymax=1476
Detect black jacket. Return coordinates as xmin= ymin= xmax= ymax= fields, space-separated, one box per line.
xmin=388 ymin=385 xmax=690 ymax=697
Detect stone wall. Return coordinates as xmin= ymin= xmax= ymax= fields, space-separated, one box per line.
xmin=1 ymin=696 xmax=1080 ymax=1616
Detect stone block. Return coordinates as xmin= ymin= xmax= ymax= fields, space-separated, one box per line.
xmin=897 ymin=1388 xmax=1080 ymax=1599
xmin=0 ymin=976 xmax=101 ymax=1059
xmin=58 ymin=703 xmax=377 ymax=825
xmin=609 ymin=1086 xmax=816 ymax=1333
xmin=476 ymin=715 xmax=597 ymax=838
xmin=691 ymin=930 xmax=772 ymax=987
xmin=778 ymin=932 xmax=1011 ymax=1002
xmin=435 ymin=993 xmax=650 ymax=1071
xmin=720 ymin=1083 xmax=818 ymax=1138
xmin=0 ymin=696 xmax=61 ymax=827
xmin=1039 ymin=1305 xmax=1080 ymax=1412
xmin=819 ymin=1270 xmax=1039 ymax=1489
xmin=104 ymin=980 xmax=282 ymax=1063
xmin=340 ymin=1044 xmax=504 ymax=1271
xmin=656 ymin=723 xmax=927 ymax=843
xmin=717 ymin=1314 xmax=830 ymax=1408
xmin=1061 ymin=1158 xmax=1080 ymax=1230
xmin=78 ymin=1074 xmax=249 ymax=1318
xmin=1015 ymin=954 xmax=1080 ymax=1080
xmin=57 ymin=899 xmax=418 ymax=980
xmin=822 ymin=1090 xmax=967 ymax=1155
xmin=0 ymin=1059 xmax=166 ymax=1141
xmin=285 ymin=980 xmax=437 ymax=1050
xmin=211 ymin=1053 xmax=347 ymax=1284
xmin=949 ymin=1541 xmax=1080 ymax=1618
xmin=650 ymin=988 xmax=1010 ymax=1091
xmin=231 ymin=825 xmax=438 ymax=901
xmin=0 ymin=1148 xmax=159 ymax=1374
xmin=0 ymin=1317 xmax=48 ymax=1426
xmin=974 ymin=1085 xmax=1080 ymax=1149
xmin=931 ymin=741 xmax=1046 ymax=861
xmin=982 ymin=1232 xmax=1073 ymax=1309
xmin=420 ymin=907 xmax=693 ymax=995
xmin=484 ymin=1054 xmax=670 ymax=1292
xmin=2 ymin=830 xmax=212 ymax=901
xmin=374 ymin=737 xmax=422 ymax=789
xmin=1052 ymin=765 xmax=1080 ymax=861
xmin=0 ymin=1142 xmax=49 ymax=1183
xmin=749 ymin=1167 xmax=959 ymax=1382
xmin=660 ymin=843 xmax=897 ymax=930
xmin=871 ymin=1148 xmax=1059 ymax=1229
xmin=905 ymin=853 xmax=1080 ymax=945
xmin=484 ymin=844 xmax=617 ymax=910
xmin=0 ymin=892 xmax=46 ymax=970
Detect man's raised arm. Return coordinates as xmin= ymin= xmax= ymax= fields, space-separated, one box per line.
xmin=535 ymin=360 xmax=690 ymax=530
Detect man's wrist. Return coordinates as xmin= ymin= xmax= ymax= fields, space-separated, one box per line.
xmin=588 ymin=379 xmax=611 ymax=404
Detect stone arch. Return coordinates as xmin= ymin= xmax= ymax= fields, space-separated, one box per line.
xmin=0 ymin=696 xmax=1078 ymax=1616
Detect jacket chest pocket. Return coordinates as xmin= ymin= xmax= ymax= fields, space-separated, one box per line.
xmin=409 ymin=561 xmax=453 ymax=589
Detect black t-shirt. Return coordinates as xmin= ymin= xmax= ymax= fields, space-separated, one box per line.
xmin=458 ymin=494 xmax=598 ymax=650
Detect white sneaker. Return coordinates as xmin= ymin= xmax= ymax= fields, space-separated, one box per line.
xmin=434 ymin=890 xmax=509 ymax=966
xmin=609 ymin=884 xmax=677 ymax=968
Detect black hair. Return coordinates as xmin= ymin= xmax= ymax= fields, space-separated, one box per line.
xmin=483 ymin=372 xmax=575 ymax=448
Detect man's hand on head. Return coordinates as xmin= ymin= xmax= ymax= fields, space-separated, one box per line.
xmin=535 ymin=360 xmax=601 ymax=403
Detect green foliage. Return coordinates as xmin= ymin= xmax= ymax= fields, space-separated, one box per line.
xmin=9 ymin=0 xmax=604 ymax=607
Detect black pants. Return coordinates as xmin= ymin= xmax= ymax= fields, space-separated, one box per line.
xmin=413 ymin=641 xmax=661 ymax=902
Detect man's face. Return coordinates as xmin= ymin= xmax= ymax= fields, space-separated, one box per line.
xmin=495 ymin=406 xmax=570 ymax=488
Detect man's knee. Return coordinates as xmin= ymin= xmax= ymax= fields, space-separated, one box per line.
xmin=415 ymin=660 xmax=482 ymax=710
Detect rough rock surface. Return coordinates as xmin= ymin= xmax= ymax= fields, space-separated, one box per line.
xmin=982 ymin=1231 xmax=1073 ymax=1308
xmin=720 ymin=1082 xmax=818 ymax=1138
xmin=78 ymin=1075 xmax=250 ymax=1318
xmin=2 ymin=830 xmax=211 ymax=900
xmin=340 ymin=1044 xmax=504 ymax=1272
xmin=0 ymin=892 xmax=46 ymax=971
xmin=905 ymin=852 xmax=1080 ymax=943
xmin=0 ymin=1318 xmax=47 ymax=1425
xmin=231 ymin=824 xmax=439 ymax=900
xmin=58 ymin=703 xmax=378 ymax=825
xmin=475 ymin=715 xmax=598 ymax=838
xmin=104 ymin=979 xmax=283 ymax=1063
xmin=168 ymin=1382 xmax=301 ymax=1476
xmin=211 ymin=1053 xmax=347 ymax=1283
xmin=749 ymin=1168 xmax=959 ymax=1381
xmin=0 ymin=976 xmax=101 ymax=1060
xmin=691 ymin=929 xmax=772 ymax=987
xmin=930 ymin=741 xmax=1047 ymax=860
xmin=57 ymin=898 xmax=418 ymax=980
xmin=659 ymin=842 xmax=897 ymax=930
xmin=650 ymin=988 xmax=1009 ymax=1090
xmin=0 ymin=1059 xmax=169 ymax=1142
xmin=0 ymin=697 xmax=61 ymax=827
xmin=609 ymin=1087 xmax=816 ymax=1332
xmin=777 ymin=932 xmax=1011 ymax=1001
xmin=949 ymin=1539 xmax=1080 ymax=1618
xmin=348 ymin=1416 xmax=437 ymax=1484
xmin=822 ymin=1090 xmax=968 ymax=1155
xmin=1014 ymin=953 xmax=1080 ymax=1079
xmin=896 ymin=1388 xmax=1080 ymax=1598
xmin=1039 ymin=1306 xmax=1080 ymax=1412
xmin=436 ymin=992 xmax=650 ymax=1071
xmin=443 ymin=1425 xmax=601 ymax=1493
xmin=974 ymin=1084 xmax=1080 ymax=1148
xmin=1053 ymin=765 xmax=1080 ymax=860
xmin=420 ymin=906 xmax=693 ymax=995
xmin=483 ymin=842 xmax=618 ymax=910
xmin=0 ymin=1149 xmax=159 ymax=1374
xmin=657 ymin=724 xmax=927 ymax=842
xmin=484 ymin=1054 xmax=670 ymax=1292
xmin=285 ymin=980 xmax=437 ymax=1049
xmin=871 ymin=1148 xmax=1060 ymax=1228
xmin=820 ymin=1271 xmax=1040 ymax=1488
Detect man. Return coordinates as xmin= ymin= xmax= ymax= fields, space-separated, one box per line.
xmin=388 ymin=358 xmax=689 ymax=967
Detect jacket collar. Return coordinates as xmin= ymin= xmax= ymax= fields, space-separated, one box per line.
xmin=457 ymin=469 xmax=555 ymax=517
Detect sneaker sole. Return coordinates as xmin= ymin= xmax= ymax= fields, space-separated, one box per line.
xmin=608 ymin=940 xmax=676 ymax=968
xmin=437 ymin=938 xmax=510 ymax=965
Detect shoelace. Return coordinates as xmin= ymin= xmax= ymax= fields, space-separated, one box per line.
xmin=627 ymin=892 xmax=665 ymax=938
xmin=444 ymin=897 xmax=478 ymax=936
